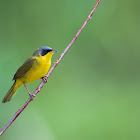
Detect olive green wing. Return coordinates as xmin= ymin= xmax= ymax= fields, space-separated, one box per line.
xmin=13 ymin=57 xmax=37 ymax=80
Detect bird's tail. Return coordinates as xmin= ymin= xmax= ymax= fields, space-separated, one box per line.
xmin=2 ymin=80 xmax=22 ymax=103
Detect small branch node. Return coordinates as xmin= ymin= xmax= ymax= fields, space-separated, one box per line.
xmin=55 ymin=60 xmax=59 ymax=64
xmin=37 ymin=88 xmax=41 ymax=92
xmin=88 ymin=15 xmax=91 ymax=19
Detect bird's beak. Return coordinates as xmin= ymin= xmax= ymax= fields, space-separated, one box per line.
xmin=50 ymin=50 xmax=58 ymax=53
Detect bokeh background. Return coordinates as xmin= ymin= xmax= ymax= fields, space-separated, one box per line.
xmin=0 ymin=0 xmax=140 ymax=139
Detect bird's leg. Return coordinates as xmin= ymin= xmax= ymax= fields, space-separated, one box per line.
xmin=42 ymin=76 xmax=48 ymax=83
xmin=24 ymin=83 xmax=35 ymax=100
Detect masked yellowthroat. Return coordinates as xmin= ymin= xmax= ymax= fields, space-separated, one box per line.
xmin=2 ymin=46 xmax=57 ymax=103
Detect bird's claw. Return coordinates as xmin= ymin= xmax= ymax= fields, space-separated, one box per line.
xmin=42 ymin=76 xmax=48 ymax=83
xmin=29 ymin=93 xmax=36 ymax=100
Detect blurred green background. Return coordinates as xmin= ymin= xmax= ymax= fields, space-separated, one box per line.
xmin=0 ymin=0 xmax=140 ymax=139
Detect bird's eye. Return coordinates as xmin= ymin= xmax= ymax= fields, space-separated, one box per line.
xmin=41 ymin=49 xmax=52 ymax=56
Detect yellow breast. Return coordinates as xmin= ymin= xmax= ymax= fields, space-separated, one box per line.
xmin=20 ymin=55 xmax=51 ymax=83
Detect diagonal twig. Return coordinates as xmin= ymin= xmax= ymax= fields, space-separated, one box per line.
xmin=0 ymin=0 xmax=101 ymax=136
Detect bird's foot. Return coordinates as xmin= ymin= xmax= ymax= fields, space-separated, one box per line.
xmin=29 ymin=93 xmax=36 ymax=100
xmin=42 ymin=76 xmax=48 ymax=83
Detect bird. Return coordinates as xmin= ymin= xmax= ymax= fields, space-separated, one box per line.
xmin=2 ymin=46 xmax=57 ymax=103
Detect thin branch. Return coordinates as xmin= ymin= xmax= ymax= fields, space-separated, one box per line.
xmin=0 ymin=0 xmax=101 ymax=136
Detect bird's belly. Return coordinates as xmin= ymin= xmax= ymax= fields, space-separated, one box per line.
xmin=21 ymin=62 xmax=50 ymax=83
